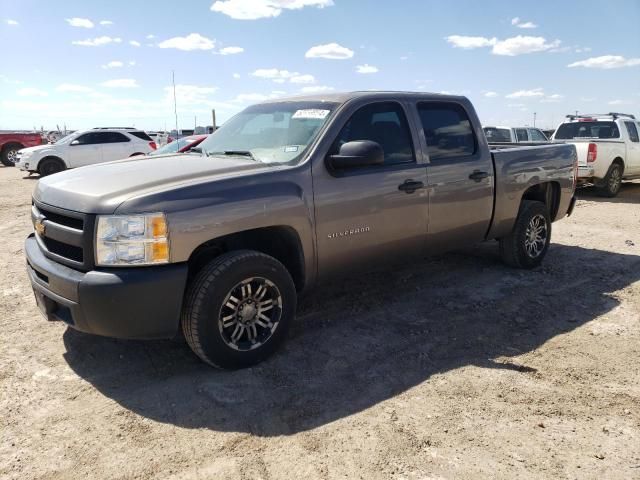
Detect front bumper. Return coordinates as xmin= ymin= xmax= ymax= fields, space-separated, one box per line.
xmin=25 ymin=234 xmax=188 ymax=339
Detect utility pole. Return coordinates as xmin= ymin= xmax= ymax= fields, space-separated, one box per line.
xmin=211 ymin=109 xmax=216 ymax=132
xmin=533 ymin=112 xmax=537 ymax=128
xmin=172 ymin=70 xmax=179 ymax=139
xmin=575 ymin=110 xmax=579 ymax=117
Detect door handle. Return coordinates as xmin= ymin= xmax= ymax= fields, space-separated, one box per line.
xmin=398 ymin=179 xmax=425 ymax=193
xmin=469 ymin=170 xmax=489 ymax=181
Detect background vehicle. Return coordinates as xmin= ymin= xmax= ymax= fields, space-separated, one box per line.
xmin=148 ymin=135 xmax=207 ymax=156
xmin=552 ymin=113 xmax=640 ymax=197
xmin=484 ymin=126 xmax=550 ymax=143
xmin=15 ymin=127 xmax=156 ymax=176
xmin=25 ymin=92 xmax=576 ymax=369
xmin=0 ymin=131 xmax=43 ymax=166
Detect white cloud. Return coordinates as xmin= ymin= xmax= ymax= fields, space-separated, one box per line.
xmin=100 ymin=78 xmax=139 ymax=88
xmin=6 ymin=19 xmax=19 ymax=26
xmin=129 ymin=40 xmax=141 ymax=47
xmin=540 ymin=94 xmax=564 ymax=103
xmin=211 ymin=0 xmax=333 ymax=20
xmin=233 ymin=73 xmax=241 ymax=79
xmin=56 ymin=84 xmax=94 ymax=93
xmin=99 ymin=20 xmax=113 ymax=25
xmin=484 ymin=91 xmax=498 ymax=98
xmin=232 ymin=93 xmax=272 ymax=103
xmin=158 ymin=33 xmax=215 ymax=51
xmin=72 ymin=36 xmax=122 ymax=46
xmin=102 ymin=61 xmax=124 ymax=69
xmin=17 ymin=88 xmax=48 ymax=97
xmin=446 ymin=34 xmax=560 ymax=56
xmin=445 ymin=35 xmax=497 ymax=49
xmin=128 ymin=60 xmax=136 ymax=66
xmin=506 ymin=88 xmax=545 ymax=99
xmin=608 ymin=99 xmax=631 ymax=106
xmin=146 ymin=34 xmax=155 ymax=39
xmin=492 ymin=36 xmax=560 ymax=56
xmin=305 ymin=42 xmax=354 ymax=59
xmin=164 ymin=84 xmax=218 ymax=105
xmin=300 ymin=85 xmax=334 ymax=93
xmin=289 ymin=74 xmax=315 ymax=84
xmin=355 ymin=64 xmax=378 ymax=74
xmin=568 ymin=55 xmax=640 ymax=69
xmin=219 ymin=46 xmax=244 ymax=55
xmin=511 ymin=17 xmax=537 ymax=29
xmin=66 ymin=17 xmax=94 ymax=28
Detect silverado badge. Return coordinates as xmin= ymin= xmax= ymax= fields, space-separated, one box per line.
xmin=35 ymin=219 xmax=45 ymax=236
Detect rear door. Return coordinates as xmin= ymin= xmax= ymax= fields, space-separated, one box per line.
xmin=515 ymin=128 xmax=529 ymax=143
xmin=623 ymin=121 xmax=640 ymax=174
xmin=414 ymin=101 xmax=494 ymax=252
xmin=528 ymin=128 xmax=549 ymax=142
xmin=66 ymin=132 xmax=104 ymax=167
xmin=313 ymin=100 xmax=429 ymax=279
xmin=101 ymin=132 xmax=132 ymax=160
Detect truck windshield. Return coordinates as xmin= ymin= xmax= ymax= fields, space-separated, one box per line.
xmin=199 ymin=101 xmax=339 ymax=164
xmin=483 ymin=127 xmax=511 ymax=142
xmin=554 ymin=121 xmax=620 ymax=139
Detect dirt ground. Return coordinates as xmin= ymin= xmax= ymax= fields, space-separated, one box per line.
xmin=0 ymin=165 xmax=639 ymax=480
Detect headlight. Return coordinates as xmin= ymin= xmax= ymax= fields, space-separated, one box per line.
xmin=96 ymin=213 xmax=169 ymax=266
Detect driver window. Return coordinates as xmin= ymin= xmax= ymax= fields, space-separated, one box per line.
xmin=333 ymin=102 xmax=415 ymax=165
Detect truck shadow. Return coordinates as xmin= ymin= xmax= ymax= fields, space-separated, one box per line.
xmin=577 ymin=181 xmax=640 ymax=204
xmin=63 ymin=244 xmax=640 ymax=436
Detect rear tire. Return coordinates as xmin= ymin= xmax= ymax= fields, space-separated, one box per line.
xmin=1 ymin=143 xmax=22 ymax=166
xmin=499 ymin=200 xmax=551 ymax=269
xmin=38 ymin=158 xmax=65 ymax=176
xmin=596 ymin=162 xmax=623 ymax=198
xmin=181 ymin=250 xmax=296 ymax=369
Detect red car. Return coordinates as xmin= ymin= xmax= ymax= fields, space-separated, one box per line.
xmin=148 ymin=135 xmax=208 ymax=156
xmin=0 ymin=132 xmax=43 ymax=166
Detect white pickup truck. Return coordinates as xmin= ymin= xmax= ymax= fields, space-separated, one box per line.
xmin=552 ymin=113 xmax=640 ymax=197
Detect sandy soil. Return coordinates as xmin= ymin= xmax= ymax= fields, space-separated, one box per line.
xmin=0 ymin=165 xmax=639 ymax=480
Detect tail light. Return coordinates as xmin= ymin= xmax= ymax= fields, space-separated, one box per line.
xmin=587 ymin=143 xmax=597 ymax=162
xmin=149 ymin=141 xmax=157 ymax=150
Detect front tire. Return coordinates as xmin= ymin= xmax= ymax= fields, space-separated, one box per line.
xmin=181 ymin=250 xmax=296 ymax=369
xmin=499 ymin=200 xmax=551 ymax=269
xmin=596 ymin=162 xmax=623 ymax=198
xmin=38 ymin=158 xmax=65 ymax=176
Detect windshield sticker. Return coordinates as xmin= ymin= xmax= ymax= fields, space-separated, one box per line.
xmin=284 ymin=145 xmax=299 ymax=153
xmin=292 ymin=109 xmax=330 ymax=120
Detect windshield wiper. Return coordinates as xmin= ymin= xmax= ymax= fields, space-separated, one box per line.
xmin=222 ymin=150 xmax=256 ymax=160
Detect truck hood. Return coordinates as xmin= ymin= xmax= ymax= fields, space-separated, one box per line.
xmin=20 ymin=144 xmax=55 ymax=155
xmin=34 ymin=153 xmax=274 ymax=214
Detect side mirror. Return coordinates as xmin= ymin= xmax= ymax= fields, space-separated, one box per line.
xmin=70 ymin=140 xmax=80 ymax=146
xmin=327 ymin=140 xmax=384 ymax=169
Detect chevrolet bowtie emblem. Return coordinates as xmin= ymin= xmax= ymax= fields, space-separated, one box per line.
xmin=35 ymin=219 xmax=45 ymax=236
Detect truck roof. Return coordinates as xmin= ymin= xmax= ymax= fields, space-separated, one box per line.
xmin=254 ymin=90 xmax=468 ymax=105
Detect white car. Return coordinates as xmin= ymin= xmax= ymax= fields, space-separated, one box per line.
xmin=552 ymin=113 xmax=640 ymax=197
xmin=483 ymin=126 xmax=549 ymax=143
xmin=15 ymin=128 xmax=157 ymax=176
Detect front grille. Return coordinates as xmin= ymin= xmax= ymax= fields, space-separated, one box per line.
xmin=42 ymin=237 xmax=84 ymax=262
xmin=38 ymin=207 xmax=84 ymax=230
xmin=32 ymin=201 xmax=94 ymax=270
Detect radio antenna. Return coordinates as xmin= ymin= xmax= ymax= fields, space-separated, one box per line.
xmin=172 ymin=70 xmax=179 ymax=140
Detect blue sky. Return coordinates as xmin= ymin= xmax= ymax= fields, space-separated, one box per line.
xmin=1 ymin=0 xmax=639 ymax=131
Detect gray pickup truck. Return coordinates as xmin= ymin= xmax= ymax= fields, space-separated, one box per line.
xmin=25 ymin=92 xmax=577 ymax=368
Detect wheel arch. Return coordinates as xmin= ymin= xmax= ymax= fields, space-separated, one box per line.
xmin=186 ymin=225 xmax=306 ymax=292
xmin=520 ymin=181 xmax=561 ymax=221
xmin=1 ymin=142 xmax=25 ymax=152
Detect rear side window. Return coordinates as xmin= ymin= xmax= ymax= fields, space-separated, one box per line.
xmin=515 ymin=128 xmax=528 ymax=142
xmin=103 ymin=132 xmax=130 ymax=143
xmin=418 ymin=102 xmax=477 ymax=160
xmin=529 ymin=129 xmax=548 ymax=142
xmin=333 ymin=102 xmax=415 ymax=165
xmin=484 ymin=127 xmax=511 ymax=143
xmin=130 ymin=131 xmax=153 ymax=141
xmin=624 ymin=122 xmax=639 ymax=142
xmin=554 ymin=121 xmax=620 ymax=139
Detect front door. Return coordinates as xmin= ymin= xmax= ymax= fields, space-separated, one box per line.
xmin=414 ymin=101 xmax=495 ymax=252
xmin=623 ymin=121 xmax=640 ymax=175
xmin=66 ymin=132 xmax=104 ymax=167
xmin=313 ymin=101 xmax=429 ymax=280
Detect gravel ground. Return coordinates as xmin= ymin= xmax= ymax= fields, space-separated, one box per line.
xmin=1 ymin=165 xmax=639 ymax=480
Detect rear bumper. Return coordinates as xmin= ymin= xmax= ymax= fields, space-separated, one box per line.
xmin=577 ymin=165 xmax=595 ymax=178
xmin=25 ymin=234 xmax=188 ymax=339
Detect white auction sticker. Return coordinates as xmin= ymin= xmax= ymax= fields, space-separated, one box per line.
xmin=292 ymin=109 xmax=330 ymax=119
